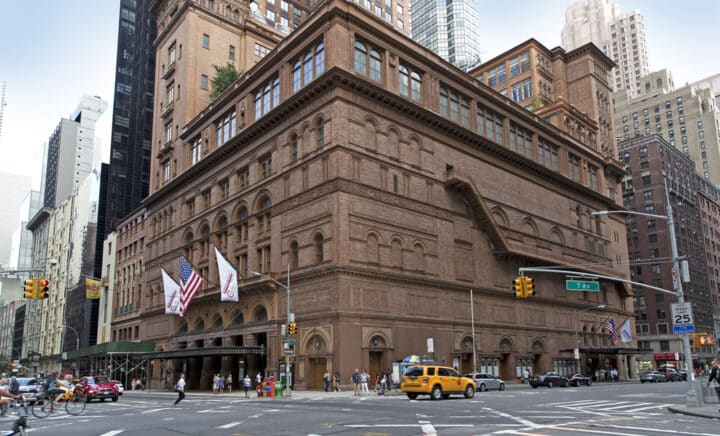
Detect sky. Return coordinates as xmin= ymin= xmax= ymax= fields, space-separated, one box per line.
xmin=1 ymin=0 xmax=719 ymax=191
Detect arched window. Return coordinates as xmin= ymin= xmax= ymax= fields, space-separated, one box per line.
xmin=313 ymin=234 xmax=324 ymax=264
xmin=315 ymin=42 xmax=325 ymax=75
xmin=290 ymin=134 xmax=298 ymax=161
xmin=237 ymin=207 xmax=249 ymax=242
xmin=369 ymin=49 xmax=382 ymax=82
xmin=290 ymin=241 xmax=299 ymax=269
xmin=354 ymin=41 xmax=367 ymax=75
xmin=257 ymin=196 xmax=272 ymax=234
xmin=200 ymin=224 xmax=210 ymax=257
xmin=316 ymin=118 xmax=325 ymax=148
xmin=399 ymin=66 xmax=409 ymax=96
xmin=217 ymin=216 xmax=228 ymax=249
xmin=411 ymin=72 xmax=422 ymax=102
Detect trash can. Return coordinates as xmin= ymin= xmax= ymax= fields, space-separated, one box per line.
xmin=268 ymin=380 xmax=276 ymax=397
xmin=275 ymin=382 xmax=283 ymax=397
xmin=257 ymin=383 xmax=263 ymax=397
xmin=262 ymin=381 xmax=268 ymax=397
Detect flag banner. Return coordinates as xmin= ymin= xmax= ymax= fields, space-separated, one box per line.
xmin=620 ymin=319 xmax=632 ymax=343
xmin=179 ymin=256 xmax=203 ymax=316
xmin=162 ymin=269 xmax=182 ymax=316
xmin=215 ymin=247 xmax=239 ymax=302
xmin=608 ymin=318 xmax=619 ymax=345
xmin=85 ymin=277 xmax=101 ymax=299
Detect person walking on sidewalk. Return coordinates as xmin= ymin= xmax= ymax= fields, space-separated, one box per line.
xmin=360 ymin=370 xmax=370 ymax=395
xmin=352 ymin=369 xmax=360 ymax=396
xmin=174 ymin=373 xmax=186 ymax=406
xmin=323 ymin=371 xmax=331 ymax=392
xmin=226 ymin=374 xmax=233 ymax=392
xmin=242 ymin=374 xmax=252 ymax=398
xmin=333 ymin=371 xmax=342 ymax=392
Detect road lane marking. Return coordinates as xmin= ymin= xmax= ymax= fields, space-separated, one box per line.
xmin=98 ymin=431 xmax=125 ymax=436
xmin=483 ymin=407 xmax=541 ymax=429
xmin=217 ymin=421 xmax=243 ymax=429
xmin=141 ymin=408 xmax=174 ymax=413
xmin=602 ymin=424 xmax=720 ymax=436
xmin=623 ymin=403 xmax=673 ymax=412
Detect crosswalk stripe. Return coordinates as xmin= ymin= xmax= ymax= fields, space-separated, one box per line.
xmin=217 ymin=421 xmax=243 ymax=429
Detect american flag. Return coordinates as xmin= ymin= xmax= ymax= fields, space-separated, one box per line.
xmin=179 ymin=256 xmax=203 ymax=316
xmin=608 ymin=318 xmax=618 ymax=345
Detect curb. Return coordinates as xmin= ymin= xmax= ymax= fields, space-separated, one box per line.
xmin=667 ymin=406 xmax=720 ymax=420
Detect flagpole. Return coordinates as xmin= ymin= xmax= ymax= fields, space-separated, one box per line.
xmin=183 ymin=253 xmax=218 ymax=288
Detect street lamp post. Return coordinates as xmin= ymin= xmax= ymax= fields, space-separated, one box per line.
xmin=61 ymin=324 xmax=80 ymax=351
xmin=593 ymin=179 xmax=700 ymax=407
xmin=573 ymin=305 xmax=606 ymax=375
xmin=251 ymin=264 xmax=292 ymax=398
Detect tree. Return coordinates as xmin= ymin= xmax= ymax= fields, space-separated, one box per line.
xmin=210 ymin=63 xmax=243 ymax=99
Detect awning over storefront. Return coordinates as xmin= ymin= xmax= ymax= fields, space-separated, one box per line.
xmin=142 ymin=346 xmax=266 ymax=360
xmin=560 ymin=347 xmax=646 ymax=355
xmin=65 ymin=341 xmax=155 ymax=360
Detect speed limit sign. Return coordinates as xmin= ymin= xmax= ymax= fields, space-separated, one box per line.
xmin=671 ymin=302 xmax=695 ymax=334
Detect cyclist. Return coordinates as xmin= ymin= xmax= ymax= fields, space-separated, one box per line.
xmin=0 ymin=379 xmax=22 ymax=417
xmin=42 ymin=373 xmax=70 ymax=412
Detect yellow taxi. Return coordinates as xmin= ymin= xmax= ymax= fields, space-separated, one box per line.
xmin=401 ymin=365 xmax=475 ymax=400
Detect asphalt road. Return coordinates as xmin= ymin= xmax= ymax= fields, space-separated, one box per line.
xmin=2 ymin=382 xmax=718 ymax=435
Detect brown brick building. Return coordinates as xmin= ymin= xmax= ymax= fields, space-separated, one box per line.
xmin=619 ymin=135 xmax=714 ymax=370
xmin=127 ymin=0 xmax=635 ymax=390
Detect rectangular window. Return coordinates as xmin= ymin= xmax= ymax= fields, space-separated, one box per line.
xmin=476 ymin=106 xmax=504 ymax=144
xmin=588 ymin=164 xmax=598 ymax=189
xmin=162 ymin=161 xmax=170 ymax=182
xmin=165 ymin=123 xmax=172 ymax=144
xmin=201 ymin=74 xmax=208 ymax=90
xmin=568 ymin=154 xmax=581 ymax=181
xmin=509 ymin=123 xmax=532 ymax=157
xmin=191 ymin=137 xmax=202 ymax=164
xmin=537 ymin=138 xmax=558 ymax=170
xmin=202 ymin=34 xmax=209 ymax=49
xmin=259 ymin=155 xmax=272 ymax=179
xmin=229 ymin=45 xmax=235 ymax=60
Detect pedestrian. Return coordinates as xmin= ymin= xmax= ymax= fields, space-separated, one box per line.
xmin=323 ymin=371 xmax=331 ymax=392
xmin=226 ymin=374 xmax=233 ymax=392
xmin=242 ymin=374 xmax=252 ymax=398
xmin=523 ymin=368 xmax=529 ymax=384
xmin=612 ymin=368 xmax=618 ymax=382
xmin=212 ymin=373 xmax=220 ymax=393
xmin=360 ymin=370 xmax=369 ymax=395
xmin=219 ymin=375 xmax=225 ymax=392
xmin=707 ymin=361 xmax=719 ymax=386
xmin=174 ymin=373 xmax=186 ymax=406
xmin=352 ymin=369 xmax=360 ymax=396
xmin=333 ymin=371 xmax=342 ymax=392
xmin=379 ymin=373 xmax=387 ymax=395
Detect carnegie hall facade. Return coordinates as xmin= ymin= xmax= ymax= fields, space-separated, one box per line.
xmin=134 ymin=0 xmax=635 ymax=390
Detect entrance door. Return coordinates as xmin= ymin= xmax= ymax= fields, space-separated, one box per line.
xmin=499 ymin=353 xmax=512 ymax=381
xmin=310 ymin=358 xmax=326 ymax=390
xmin=460 ymin=354 xmax=473 ymax=374
xmin=369 ymin=351 xmax=383 ymax=388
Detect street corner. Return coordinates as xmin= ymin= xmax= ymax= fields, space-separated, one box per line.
xmin=667 ymin=404 xmax=720 ymax=419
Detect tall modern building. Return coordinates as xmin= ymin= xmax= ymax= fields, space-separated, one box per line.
xmin=0 ymin=172 xmax=32 ymax=267
xmin=104 ymin=0 xmax=157 ymax=233
xmin=614 ymin=69 xmax=720 ymax=187
xmin=409 ymin=0 xmax=481 ymax=69
xmin=562 ymin=0 xmax=649 ymax=97
xmin=41 ymin=95 xmax=107 ymax=209
xmin=9 ymin=190 xmax=41 ymax=270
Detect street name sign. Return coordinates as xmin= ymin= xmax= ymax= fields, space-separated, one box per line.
xmin=671 ymin=302 xmax=695 ymax=334
xmin=566 ymin=280 xmax=600 ymax=292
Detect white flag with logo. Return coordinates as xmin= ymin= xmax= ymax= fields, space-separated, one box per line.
xmin=620 ymin=319 xmax=632 ymax=343
xmin=215 ymin=247 xmax=239 ymax=302
xmin=162 ymin=269 xmax=182 ymax=315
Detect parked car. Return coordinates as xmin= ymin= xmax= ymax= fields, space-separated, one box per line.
xmin=640 ymin=371 xmax=667 ymax=383
xmin=658 ymin=368 xmax=681 ymax=382
xmin=463 ymin=373 xmax=505 ymax=392
xmin=529 ymin=372 xmax=569 ymax=388
xmin=76 ymin=376 xmax=119 ymax=402
xmin=111 ymin=380 xmax=124 ymax=395
xmin=16 ymin=378 xmax=42 ymax=404
xmin=568 ymin=374 xmax=592 ymax=387
xmin=401 ymin=365 xmax=475 ymax=400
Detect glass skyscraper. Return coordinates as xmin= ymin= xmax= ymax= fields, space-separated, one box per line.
xmin=410 ymin=0 xmax=481 ymax=69
xmin=105 ymin=0 xmax=157 ymax=232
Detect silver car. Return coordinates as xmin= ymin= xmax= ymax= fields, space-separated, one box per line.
xmin=16 ymin=377 xmax=42 ymax=404
xmin=464 ymin=373 xmax=506 ymax=392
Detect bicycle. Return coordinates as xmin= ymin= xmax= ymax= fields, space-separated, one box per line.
xmin=31 ymin=387 xmax=86 ymax=418
xmin=2 ymin=397 xmax=28 ymax=436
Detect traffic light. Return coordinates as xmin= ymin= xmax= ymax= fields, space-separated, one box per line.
xmin=37 ymin=278 xmax=49 ymax=299
xmin=523 ymin=277 xmax=535 ymax=297
xmin=513 ymin=277 xmax=525 ymax=298
xmin=23 ymin=278 xmax=37 ymax=299
xmin=288 ymin=322 xmax=297 ymax=336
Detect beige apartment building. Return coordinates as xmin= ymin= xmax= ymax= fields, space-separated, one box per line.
xmin=562 ymin=0 xmax=650 ymax=97
xmin=614 ymin=69 xmax=720 ymax=188
xmin=118 ymin=0 xmax=637 ymax=392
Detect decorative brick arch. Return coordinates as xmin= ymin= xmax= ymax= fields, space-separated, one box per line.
xmin=303 ymin=329 xmax=332 ymax=355
xmin=362 ymin=330 xmax=392 ymax=349
xmin=498 ymin=336 xmax=515 ymax=353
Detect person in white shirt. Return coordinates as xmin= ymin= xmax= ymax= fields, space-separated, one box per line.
xmin=174 ymin=373 xmax=186 ymax=406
